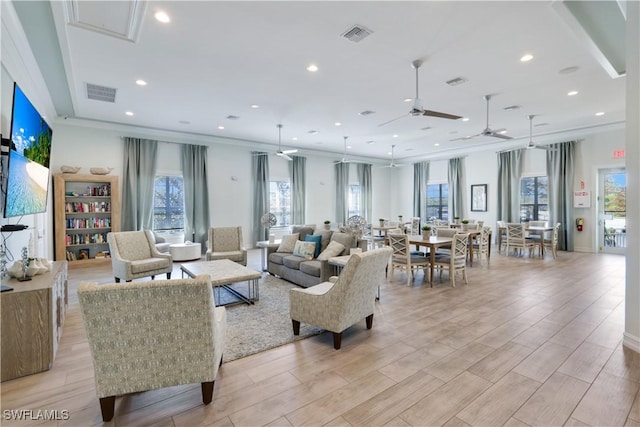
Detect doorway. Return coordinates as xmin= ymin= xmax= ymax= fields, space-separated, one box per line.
xmin=598 ymin=168 xmax=626 ymax=254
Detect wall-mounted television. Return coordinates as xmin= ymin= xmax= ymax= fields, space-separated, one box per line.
xmin=3 ymin=83 xmax=53 ymax=218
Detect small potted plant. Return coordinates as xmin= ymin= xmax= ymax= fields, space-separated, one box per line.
xmin=379 ymin=218 xmax=385 ymax=227
xmin=461 ymin=219 xmax=469 ymax=231
xmin=398 ymin=215 xmax=403 ymax=223
xmin=323 ymin=220 xmax=331 ymax=230
xmin=421 ymin=225 xmax=431 ymax=239
xmin=454 ymin=216 xmax=460 ymax=224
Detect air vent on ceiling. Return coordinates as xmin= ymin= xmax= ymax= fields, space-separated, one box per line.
xmin=226 ymin=115 xmax=240 ymax=120
xmin=86 ymin=83 xmax=117 ymax=103
xmin=503 ymin=105 xmax=521 ymax=111
xmin=359 ymin=110 xmax=376 ymax=116
xmin=534 ymin=122 xmax=550 ymax=127
xmin=341 ymin=25 xmax=373 ymax=42
xmin=445 ymin=77 xmax=467 ymax=86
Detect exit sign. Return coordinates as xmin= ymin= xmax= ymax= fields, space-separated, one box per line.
xmin=613 ymin=150 xmax=625 ymax=158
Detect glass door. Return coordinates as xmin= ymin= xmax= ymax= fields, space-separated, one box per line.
xmin=598 ymin=168 xmax=626 ymax=254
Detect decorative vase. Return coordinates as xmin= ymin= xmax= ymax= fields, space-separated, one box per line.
xmin=379 ymin=220 xmax=385 ymax=227
xmin=461 ymin=224 xmax=468 ymax=231
xmin=324 ymin=223 xmax=331 ymax=230
xmin=422 ymin=231 xmax=429 ymax=239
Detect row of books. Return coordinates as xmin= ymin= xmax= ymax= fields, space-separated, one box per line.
xmin=66 ymin=250 xmax=111 ymax=261
xmin=66 ymin=217 xmax=111 ymax=229
xmin=65 ymin=232 xmax=109 ymax=245
xmin=65 ymin=201 xmax=111 ymax=213
xmin=85 ymin=185 xmax=111 ymax=197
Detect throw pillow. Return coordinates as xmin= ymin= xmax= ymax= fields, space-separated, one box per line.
xmin=313 ymin=230 xmax=333 ymax=252
xmin=292 ymin=226 xmax=314 ymax=242
xmin=305 ymin=234 xmax=322 ymax=258
xmin=277 ymin=233 xmax=300 ymax=253
xmin=293 ymin=241 xmax=316 ymax=260
xmin=317 ymin=240 xmax=345 ymax=261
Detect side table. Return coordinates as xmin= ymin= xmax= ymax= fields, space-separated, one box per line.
xmin=256 ymin=240 xmax=281 ymax=271
xmin=169 ymin=242 xmax=201 ymax=261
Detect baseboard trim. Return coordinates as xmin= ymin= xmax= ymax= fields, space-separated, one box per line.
xmin=623 ymin=332 xmax=640 ymax=353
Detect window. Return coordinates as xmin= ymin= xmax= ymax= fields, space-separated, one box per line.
xmin=270 ymin=181 xmax=291 ymax=227
xmin=520 ymin=176 xmax=549 ymax=221
xmin=427 ymin=183 xmax=448 ymax=220
xmin=153 ymin=175 xmax=185 ymax=230
xmin=348 ymin=184 xmax=361 ymax=217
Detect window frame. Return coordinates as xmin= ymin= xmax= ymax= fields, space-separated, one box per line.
xmin=426 ymin=182 xmax=449 ymax=221
xmin=520 ymin=175 xmax=549 ymax=221
xmin=348 ymin=183 xmax=361 ymax=218
xmin=269 ymin=180 xmax=292 ymax=228
xmin=153 ymin=174 xmax=185 ymax=231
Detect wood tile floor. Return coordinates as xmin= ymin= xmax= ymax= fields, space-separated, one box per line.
xmin=2 ymin=249 xmax=638 ymax=426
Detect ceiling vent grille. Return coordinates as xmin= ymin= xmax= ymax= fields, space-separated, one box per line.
xmin=86 ymin=83 xmax=117 ymax=103
xmin=359 ymin=110 xmax=376 ymax=116
xmin=226 ymin=115 xmax=240 ymax=120
xmin=445 ymin=77 xmax=467 ymax=86
xmin=503 ymin=105 xmax=521 ymax=111
xmin=341 ymin=25 xmax=373 ymax=42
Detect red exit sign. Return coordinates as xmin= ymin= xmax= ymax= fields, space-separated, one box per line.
xmin=613 ymin=150 xmax=625 ymax=158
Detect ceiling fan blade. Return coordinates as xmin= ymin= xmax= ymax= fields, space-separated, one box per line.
xmin=279 ymin=153 xmax=293 ymax=161
xmin=378 ymin=113 xmax=409 ymax=127
xmin=423 ymin=110 xmax=463 ymax=120
xmin=282 ymin=149 xmax=298 ymax=154
xmin=449 ymin=134 xmax=479 ymax=142
xmin=488 ymin=132 xmax=513 ymax=140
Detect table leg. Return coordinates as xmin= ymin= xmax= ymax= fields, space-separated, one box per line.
xmin=429 ymin=248 xmax=435 ymax=287
xmin=468 ymin=235 xmax=474 ymax=266
xmin=261 ymin=247 xmax=268 ymax=271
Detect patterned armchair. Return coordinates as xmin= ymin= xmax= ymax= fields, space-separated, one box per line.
xmin=78 ymin=275 xmax=226 ymax=422
xmin=107 ymin=230 xmax=173 ymax=282
xmin=289 ymin=247 xmax=392 ymax=349
xmin=206 ymin=226 xmax=247 ymax=265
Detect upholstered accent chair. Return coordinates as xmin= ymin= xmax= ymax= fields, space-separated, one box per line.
xmin=289 ymin=247 xmax=392 ymax=349
xmin=78 ymin=275 xmax=226 ymax=422
xmin=206 ymin=226 xmax=247 ymax=265
xmin=107 ymin=230 xmax=173 ymax=282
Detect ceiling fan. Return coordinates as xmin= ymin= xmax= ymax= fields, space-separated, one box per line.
xmin=274 ymin=124 xmax=297 ymax=161
xmin=379 ymin=59 xmax=462 ymax=127
xmin=526 ymin=115 xmax=554 ymax=151
xmin=451 ymin=94 xmax=513 ymax=141
xmin=381 ymin=145 xmax=404 ymax=168
xmin=334 ymin=136 xmax=365 ymax=164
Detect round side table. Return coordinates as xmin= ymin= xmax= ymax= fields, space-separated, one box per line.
xmin=169 ymin=242 xmax=201 ymax=261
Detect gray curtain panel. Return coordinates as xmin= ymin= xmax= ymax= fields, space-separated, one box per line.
xmin=448 ymin=157 xmax=464 ymax=219
xmin=413 ymin=161 xmax=429 ymax=222
xmin=289 ymin=155 xmax=306 ymax=225
xmin=357 ymin=163 xmax=372 ymax=222
xmin=335 ymin=162 xmax=350 ymax=226
xmin=181 ymin=144 xmax=210 ymax=251
xmin=121 ymin=137 xmax=157 ymax=231
xmin=252 ymin=152 xmax=270 ymax=243
xmin=547 ymin=141 xmax=577 ymax=251
xmin=497 ymin=149 xmax=523 ymax=222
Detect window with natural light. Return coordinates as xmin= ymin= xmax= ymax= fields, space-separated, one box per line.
xmin=427 ymin=183 xmax=448 ymax=220
xmin=348 ymin=184 xmax=361 ymax=218
xmin=153 ymin=175 xmax=185 ymax=231
xmin=520 ymin=176 xmax=549 ymax=221
xmin=270 ymin=181 xmax=291 ymax=227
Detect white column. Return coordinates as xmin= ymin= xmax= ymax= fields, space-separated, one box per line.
xmin=624 ymin=0 xmax=640 ymax=351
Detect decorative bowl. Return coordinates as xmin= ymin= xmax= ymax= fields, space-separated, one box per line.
xmin=89 ymin=167 xmax=113 ymax=175
xmin=60 ymin=165 xmax=81 ymax=174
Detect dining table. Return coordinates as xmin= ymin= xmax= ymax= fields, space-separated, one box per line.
xmin=407 ymin=235 xmax=454 ymax=285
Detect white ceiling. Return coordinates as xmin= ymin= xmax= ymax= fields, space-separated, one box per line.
xmin=43 ymin=1 xmax=626 ymax=161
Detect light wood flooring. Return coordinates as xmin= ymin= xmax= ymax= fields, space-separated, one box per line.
xmin=2 ymin=248 xmax=639 ymax=427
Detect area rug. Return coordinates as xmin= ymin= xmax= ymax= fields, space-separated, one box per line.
xmin=222 ymin=275 xmax=324 ymax=362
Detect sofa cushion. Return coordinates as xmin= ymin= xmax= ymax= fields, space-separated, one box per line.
xmin=299 ymin=260 xmax=322 ymax=277
xmin=305 ymin=234 xmax=322 ymax=258
xmin=268 ymin=252 xmax=288 ymax=265
xmin=293 ymin=241 xmax=316 ymax=260
xmin=317 ymin=240 xmax=345 ymax=260
xmin=130 ymin=257 xmax=170 ymax=274
xmin=313 ymin=230 xmax=333 ymax=252
xmin=283 ymin=255 xmax=306 ymax=270
xmin=277 ymin=233 xmax=299 ymax=253
xmin=292 ymin=226 xmax=314 ymax=242
xmin=329 ymin=232 xmax=355 ymax=254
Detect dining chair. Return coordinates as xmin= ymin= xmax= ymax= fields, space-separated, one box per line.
xmin=526 ymin=220 xmax=548 ymax=241
xmin=471 ymin=226 xmax=492 ymax=264
xmin=505 ymin=223 xmax=539 ymax=257
xmin=435 ymin=227 xmax=456 ymax=256
xmin=496 ymin=220 xmax=507 ymax=254
xmin=388 ymin=233 xmax=430 ymax=286
xmin=407 ymin=217 xmax=421 ymax=235
xmin=433 ymin=233 xmax=469 ymax=287
xmin=543 ymin=222 xmax=561 ymax=258
xmin=363 ymin=224 xmax=385 ymax=250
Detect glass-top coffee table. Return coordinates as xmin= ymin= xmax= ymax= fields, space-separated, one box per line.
xmin=180 ymin=259 xmax=261 ymax=306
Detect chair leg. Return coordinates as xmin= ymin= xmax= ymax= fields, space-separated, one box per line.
xmin=366 ymin=314 xmax=373 ymax=329
xmin=99 ymin=396 xmax=116 ymax=422
xmin=332 ymin=332 xmax=342 ymax=349
xmin=202 ymin=381 xmax=214 ymax=404
xmin=151 ymin=275 xmax=155 ymax=280
xmin=114 ymin=277 xmax=120 ymax=283
xmin=292 ymin=319 xmax=300 ymax=335
xmin=167 ymin=272 xmax=171 ymax=279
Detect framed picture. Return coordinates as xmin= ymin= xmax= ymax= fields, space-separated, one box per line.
xmin=471 ymin=184 xmax=487 ymax=212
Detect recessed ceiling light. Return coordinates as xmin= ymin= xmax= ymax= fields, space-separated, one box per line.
xmin=387 ymin=151 xmax=392 ymax=155
xmin=520 ymin=53 xmax=534 ymax=62
xmin=135 ymin=79 xmax=147 ymax=86
xmin=403 ymin=98 xmax=413 ymax=103
xmin=125 ymin=111 xmax=134 ymax=116
xmin=568 ymin=91 xmax=579 ymax=96
xmin=154 ymin=11 xmax=170 ymax=23
xmin=250 ymin=104 xmax=260 ymax=109
xmin=218 ymin=125 xmax=225 ymax=130
xmin=461 ymin=117 xmax=470 ymax=122
xmin=434 ymin=143 xmax=440 ymax=146
xmin=292 ymin=137 xmax=298 ymax=141
xmin=595 ymin=112 xmax=605 ymax=116
xmin=347 ymin=145 xmax=352 ymax=149
xmin=334 ymin=122 xmax=342 ymax=127
xmin=392 ymin=134 xmax=399 ymax=138
xmin=306 ymin=64 xmax=319 ymax=72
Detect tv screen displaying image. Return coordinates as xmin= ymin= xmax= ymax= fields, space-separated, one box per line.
xmin=3 ymin=83 xmax=53 ymax=218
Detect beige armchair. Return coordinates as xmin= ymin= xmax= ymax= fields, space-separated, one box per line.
xmin=289 ymin=247 xmax=392 ymax=349
xmin=107 ymin=230 xmax=173 ymax=282
xmin=206 ymin=226 xmax=247 ymax=265
xmin=78 ymin=275 xmax=226 ymax=422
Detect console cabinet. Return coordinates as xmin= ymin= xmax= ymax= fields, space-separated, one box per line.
xmin=1 ymin=261 xmax=68 ymax=381
xmin=53 ymin=173 xmax=120 ymax=265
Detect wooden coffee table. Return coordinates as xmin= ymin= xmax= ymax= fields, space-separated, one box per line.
xmin=180 ymin=259 xmax=261 ymax=306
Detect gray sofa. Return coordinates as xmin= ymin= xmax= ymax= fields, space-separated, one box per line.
xmin=267 ymin=227 xmax=367 ymax=288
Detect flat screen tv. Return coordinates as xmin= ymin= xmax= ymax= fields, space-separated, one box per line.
xmin=3 ymin=83 xmax=53 ymax=218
